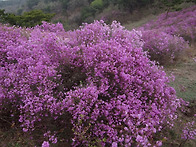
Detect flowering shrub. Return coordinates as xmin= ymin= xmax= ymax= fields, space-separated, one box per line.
xmin=137 ymin=6 xmax=195 ymax=65
xmin=34 ymin=21 xmax=65 ymax=33
xmin=140 ymin=6 xmax=196 ymax=42
xmin=42 ymin=141 xmax=50 ymax=147
xmin=0 ymin=21 xmax=182 ymax=146
xmin=181 ymin=121 xmax=196 ymax=141
xmin=0 ymin=25 xmax=28 ymax=118
xmin=142 ymin=30 xmax=189 ymax=65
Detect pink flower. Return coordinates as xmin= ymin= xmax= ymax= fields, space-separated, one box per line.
xmin=22 ymin=128 xmax=28 ymax=132
xmin=42 ymin=141 xmax=50 ymax=147
xmin=156 ymin=141 xmax=162 ymax=146
xmin=112 ymin=142 xmax=118 ymax=147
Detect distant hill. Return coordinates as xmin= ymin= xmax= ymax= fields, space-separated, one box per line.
xmin=0 ymin=0 xmax=26 ymax=14
xmin=0 ymin=0 xmax=195 ymax=30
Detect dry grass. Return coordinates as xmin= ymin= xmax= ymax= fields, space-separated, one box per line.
xmin=161 ymin=43 xmax=196 ymax=147
xmin=123 ymin=5 xmax=164 ymax=30
xmin=165 ymin=44 xmax=196 ymax=101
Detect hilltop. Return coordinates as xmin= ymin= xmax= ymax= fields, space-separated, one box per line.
xmin=0 ymin=0 xmax=195 ymax=30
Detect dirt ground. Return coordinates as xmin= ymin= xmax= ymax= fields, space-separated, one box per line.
xmin=162 ymin=44 xmax=196 ymax=147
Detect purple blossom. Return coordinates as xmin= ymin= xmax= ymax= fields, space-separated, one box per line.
xmin=42 ymin=141 xmax=50 ymax=147
xmin=112 ymin=142 xmax=118 ymax=147
xmin=138 ymin=6 xmax=196 ymax=65
xmin=141 ymin=27 xmax=189 ymax=65
xmin=181 ymin=121 xmax=196 ymax=140
xmin=140 ymin=6 xmax=196 ymax=42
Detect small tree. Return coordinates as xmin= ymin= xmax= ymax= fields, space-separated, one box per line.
xmin=0 ymin=9 xmax=55 ymax=27
xmin=60 ymin=0 xmax=70 ymax=10
xmin=0 ymin=9 xmax=6 ymax=23
xmin=27 ymin=0 xmax=40 ymax=9
xmin=160 ymin=0 xmax=196 ymax=17
xmin=19 ymin=10 xmax=55 ymax=27
xmin=90 ymin=0 xmax=104 ymax=10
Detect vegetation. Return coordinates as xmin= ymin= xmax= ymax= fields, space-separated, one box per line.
xmin=1 ymin=5 xmax=196 ymax=146
xmin=0 ymin=1 xmax=196 ymax=147
xmin=27 ymin=0 xmax=40 ymax=9
xmin=139 ymin=5 xmax=196 ymax=65
xmin=1 ymin=0 xmax=195 ymax=29
xmin=0 ymin=9 xmax=55 ymax=27
xmin=0 ymin=20 xmax=181 ymax=146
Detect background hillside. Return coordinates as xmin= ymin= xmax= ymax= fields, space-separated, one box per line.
xmin=0 ymin=0 xmax=195 ymax=30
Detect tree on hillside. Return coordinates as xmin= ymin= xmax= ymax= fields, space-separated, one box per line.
xmin=160 ymin=0 xmax=196 ymax=18
xmin=0 ymin=9 xmax=6 ymax=23
xmin=60 ymin=0 xmax=70 ymax=10
xmin=67 ymin=0 xmax=89 ymax=11
xmin=18 ymin=10 xmax=55 ymax=27
xmin=113 ymin=0 xmax=155 ymax=12
xmin=0 ymin=9 xmax=55 ymax=27
xmin=27 ymin=0 xmax=40 ymax=9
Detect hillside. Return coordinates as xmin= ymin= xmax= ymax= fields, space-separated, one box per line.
xmin=0 ymin=0 xmax=195 ymax=30
xmin=0 ymin=0 xmax=26 ymax=14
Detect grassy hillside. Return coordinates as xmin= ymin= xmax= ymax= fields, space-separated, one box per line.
xmin=0 ymin=0 xmax=26 ymax=14
xmin=0 ymin=0 xmax=195 ymax=30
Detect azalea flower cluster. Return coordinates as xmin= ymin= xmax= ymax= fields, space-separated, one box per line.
xmin=141 ymin=6 xmax=196 ymax=42
xmin=181 ymin=121 xmax=196 ymax=140
xmin=142 ymin=30 xmax=188 ymax=64
xmin=1 ymin=21 xmax=181 ymax=146
xmin=138 ymin=6 xmax=196 ymax=64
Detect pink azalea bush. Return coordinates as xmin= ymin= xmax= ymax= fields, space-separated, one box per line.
xmin=181 ymin=121 xmax=196 ymax=140
xmin=138 ymin=6 xmax=196 ymax=65
xmin=142 ymin=30 xmax=189 ymax=65
xmin=0 ymin=21 xmax=183 ymax=146
xmin=141 ymin=6 xmax=196 ymax=42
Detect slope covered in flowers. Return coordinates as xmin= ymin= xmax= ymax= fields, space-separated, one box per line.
xmin=141 ymin=6 xmax=196 ymax=41
xmin=0 ymin=20 xmax=185 ymax=146
xmin=139 ymin=6 xmax=196 ymax=65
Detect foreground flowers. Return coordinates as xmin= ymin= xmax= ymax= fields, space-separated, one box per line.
xmin=0 ymin=20 xmax=183 ymax=146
